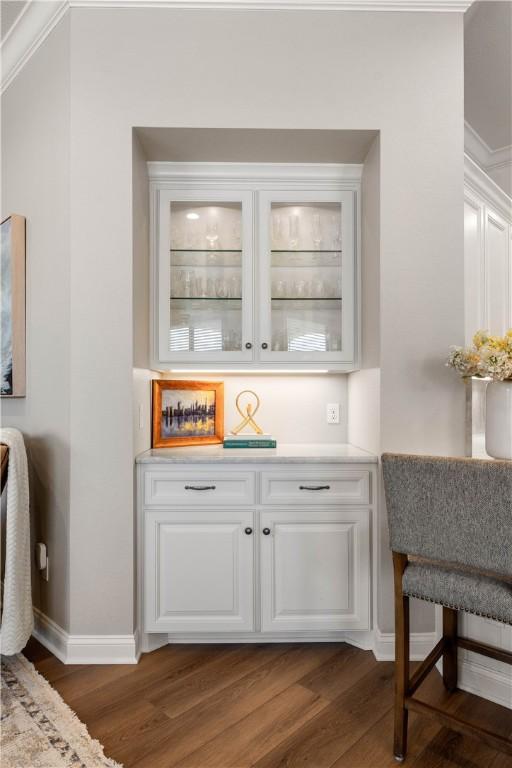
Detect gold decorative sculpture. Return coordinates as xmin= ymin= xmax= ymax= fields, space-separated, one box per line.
xmin=231 ymin=390 xmax=264 ymax=435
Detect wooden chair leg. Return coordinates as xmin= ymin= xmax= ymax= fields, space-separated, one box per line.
xmin=393 ymin=552 xmax=410 ymax=762
xmin=442 ymin=607 xmax=458 ymax=692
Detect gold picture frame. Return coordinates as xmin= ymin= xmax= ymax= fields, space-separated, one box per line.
xmin=152 ymin=380 xmax=224 ymax=448
xmin=1 ymin=215 xmax=26 ymax=397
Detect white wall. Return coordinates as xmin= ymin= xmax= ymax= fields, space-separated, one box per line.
xmin=348 ymin=134 xmax=380 ymax=455
xmin=158 ymin=374 xmax=348 ymax=444
xmin=66 ymin=7 xmax=465 ymax=635
xmin=1 ymin=17 xmax=71 ymax=630
xmin=4 ymin=7 xmax=466 ymax=637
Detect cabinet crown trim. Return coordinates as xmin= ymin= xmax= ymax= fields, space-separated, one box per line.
xmin=148 ymin=161 xmax=363 ymax=184
xmin=464 ymin=154 xmax=512 ymax=223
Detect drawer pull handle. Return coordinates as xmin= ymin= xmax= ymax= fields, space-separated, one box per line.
xmin=184 ymin=485 xmax=216 ymax=491
xmin=244 ymin=527 xmax=253 ymax=535
xmin=262 ymin=527 xmax=271 ymax=535
xmin=299 ymin=485 xmax=331 ymax=491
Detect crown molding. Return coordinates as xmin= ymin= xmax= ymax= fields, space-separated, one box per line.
xmin=1 ymin=0 xmax=473 ymax=91
xmin=1 ymin=1 xmax=68 ymax=93
xmin=464 ymin=153 xmax=512 ymax=221
xmin=464 ymin=120 xmax=512 ymax=174
xmin=147 ymin=160 xmax=363 ymax=183
xmin=70 ymin=0 xmax=472 ymax=8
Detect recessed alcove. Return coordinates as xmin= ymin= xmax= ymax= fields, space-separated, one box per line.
xmin=132 ymin=126 xmax=380 ymax=458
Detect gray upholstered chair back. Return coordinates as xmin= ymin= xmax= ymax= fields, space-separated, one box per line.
xmin=382 ymin=453 xmax=512 ymax=578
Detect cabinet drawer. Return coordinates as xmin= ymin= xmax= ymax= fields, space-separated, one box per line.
xmin=144 ymin=469 xmax=255 ymax=506
xmin=260 ymin=470 xmax=370 ymax=505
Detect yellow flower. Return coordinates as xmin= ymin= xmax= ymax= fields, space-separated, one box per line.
xmin=473 ymin=330 xmax=489 ymax=349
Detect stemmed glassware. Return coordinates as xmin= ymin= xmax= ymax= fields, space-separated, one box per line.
xmin=312 ymin=213 xmax=322 ymax=250
xmin=272 ymin=215 xmax=283 ymax=249
xmin=331 ymin=214 xmax=341 ymax=250
xmin=288 ymin=214 xmax=300 ymax=250
xmin=206 ymin=220 xmax=219 ymax=249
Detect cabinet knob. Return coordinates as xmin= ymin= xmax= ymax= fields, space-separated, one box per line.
xmin=245 ymin=342 xmax=252 ymax=349
xmin=262 ymin=527 xmax=271 ymax=536
xmin=244 ymin=527 xmax=253 ymax=535
xmin=261 ymin=342 xmax=268 ymax=350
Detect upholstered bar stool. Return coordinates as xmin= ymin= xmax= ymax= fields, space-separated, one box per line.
xmin=382 ymin=453 xmax=512 ymax=762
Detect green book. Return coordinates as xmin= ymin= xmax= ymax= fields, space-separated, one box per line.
xmin=223 ymin=440 xmax=277 ymax=449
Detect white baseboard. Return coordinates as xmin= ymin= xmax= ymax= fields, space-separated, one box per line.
xmin=33 ymin=608 xmax=138 ymax=664
xmin=458 ymin=653 xmax=512 ymax=710
xmin=33 ymin=608 xmax=68 ymax=663
xmin=137 ymin=629 xmax=375 ymax=650
xmin=373 ymin=629 xmax=437 ymax=661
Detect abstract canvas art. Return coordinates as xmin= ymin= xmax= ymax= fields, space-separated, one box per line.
xmin=1 ymin=215 xmax=26 ymax=397
xmin=152 ymin=380 xmax=224 ymax=447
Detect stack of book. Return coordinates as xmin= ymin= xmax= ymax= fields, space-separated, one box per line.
xmin=223 ymin=434 xmax=277 ymax=449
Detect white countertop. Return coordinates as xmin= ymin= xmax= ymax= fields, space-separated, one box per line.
xmin=136 ymin=443 xmax=377 ymax=464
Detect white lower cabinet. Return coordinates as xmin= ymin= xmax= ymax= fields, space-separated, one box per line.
xmin=144 ymin=509 xmax=254 ymax=632
xmin=140 ymin=461 xmax=375 ymax=641
xmin=260 ymin=508 xmax=370 ymax=632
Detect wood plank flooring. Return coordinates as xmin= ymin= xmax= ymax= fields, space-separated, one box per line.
xmin=23 ymin=638 xmax=512 ymax=768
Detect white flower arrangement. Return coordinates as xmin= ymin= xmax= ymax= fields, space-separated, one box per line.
xmin=447 ymin=330 xmax=512 ymax=382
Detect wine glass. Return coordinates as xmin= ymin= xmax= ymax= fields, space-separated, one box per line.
xmin=232 ymin=221 xmax=241 ymax=249
xmin=289 ymin=214 xmax=300 ymax=250
xmin=312 ymin=213 xmax=322 ymax=250
xmin=272 ymin=214 xmax=282 ymax=249
xmin=331 ymin=214 xmax=341 ymax=250
xmin=215 ymin=278 xmax=227 ymax=298
xmin=206 ymin=220 xmax=219 ymax=249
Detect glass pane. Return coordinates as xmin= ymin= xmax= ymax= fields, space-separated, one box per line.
xmin=270 ymin=203 xmax=342 ymax=353
xmin=169 ymin=202 xmax=243 ymax=353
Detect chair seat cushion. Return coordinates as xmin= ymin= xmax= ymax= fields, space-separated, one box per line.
xmin=403 ymin=562 xmax=512 ymax=625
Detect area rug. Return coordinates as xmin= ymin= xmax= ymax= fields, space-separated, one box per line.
xmin=1 ymin=653 xmax=122 ymax=768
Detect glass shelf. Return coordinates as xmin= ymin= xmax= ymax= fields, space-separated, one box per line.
xmin=171 ymin=251 xmax=242 ymax=269
xmin=271 ymin=299 xmax=342 ymax=312
xmin=271 ymin=250 xmax=341 ymax=254
xmin=170 ymin=249 xmax=243 ymax=253
xmin=271 ymin=297 xmax=341 ymax=302
xmin=271 ymin=253 xmax=341 ymax=269
xmin=170 ymin=297 xmax=242 ymax=302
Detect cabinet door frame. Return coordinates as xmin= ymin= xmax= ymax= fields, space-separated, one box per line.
xmin=259 ymin=506 xmax=370 ymax=632
xmin=153 ymin=188 xmax=254 ymax=365
xmin=144 ymin=508 xmax=255 ymax=632
xmin=257 ymin=189 xmax=357 ymax=364
xmin=484 ymin=205 xmax=512 ymax=334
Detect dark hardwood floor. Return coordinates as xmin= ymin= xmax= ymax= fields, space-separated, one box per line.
xmin=23 ymin=638 xmax=512 ymax=768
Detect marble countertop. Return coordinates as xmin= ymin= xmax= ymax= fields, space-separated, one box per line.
xmin=136 ymin=443 xmax=378 ymax=464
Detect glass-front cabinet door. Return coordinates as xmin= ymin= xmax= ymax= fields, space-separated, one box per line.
xmin=258 ymin=191 xmax=356 ymax=364
xmin=157 ymin=190 xmax=253 ymax=363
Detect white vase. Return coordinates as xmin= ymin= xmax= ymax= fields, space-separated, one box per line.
xmin=485 ymin=380 xmax=512 ymax=460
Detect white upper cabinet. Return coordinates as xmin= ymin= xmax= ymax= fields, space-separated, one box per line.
xmin=464 ymin=156 xmax=512 ymax=343
xmin=150 ymin=164 xmax=361 ymax=371
xmin=258 ymin=190 xmax=356 ymax=364
xmin=156 ymin=189 xmax=254 ymax=364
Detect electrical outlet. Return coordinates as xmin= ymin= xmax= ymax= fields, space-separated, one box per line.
xmin=326 ymin=403 xmax=340 ymax=424
xmin=35 ymin=542 xmax=49 ymax=581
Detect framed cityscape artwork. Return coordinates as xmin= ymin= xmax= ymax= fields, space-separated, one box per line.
xmin=1 ymin=215 xmax=26 ymax=397
xmin=152 ymin=380 xmax=224 ymax=447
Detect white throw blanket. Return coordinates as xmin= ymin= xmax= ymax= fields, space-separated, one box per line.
xmin=0 ymin=428 xmax=33 ymax=655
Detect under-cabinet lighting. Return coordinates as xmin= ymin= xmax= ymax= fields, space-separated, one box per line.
xmin=186 ymin=212 xmax=200 ymax=220
xmin=167 ymin=369 xmax=330 ymax=374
